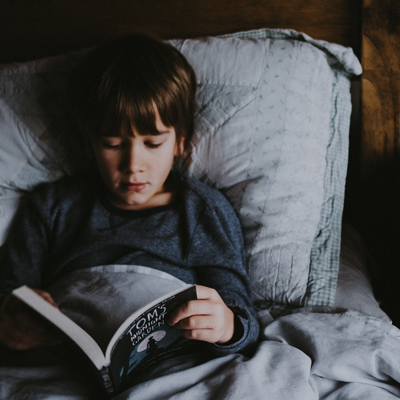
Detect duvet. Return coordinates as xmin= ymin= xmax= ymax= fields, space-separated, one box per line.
xmin=1 ymin=266 xmax=400 ymax=400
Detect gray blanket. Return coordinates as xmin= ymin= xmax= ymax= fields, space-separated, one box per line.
xmin=1 ymin=266 xmax=400 ymax=400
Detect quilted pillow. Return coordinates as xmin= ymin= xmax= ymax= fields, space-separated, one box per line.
xmin=172 ymin=30 xmax=361 ymax=313
xmin=0 ymin=30 xmax=361 ymax=314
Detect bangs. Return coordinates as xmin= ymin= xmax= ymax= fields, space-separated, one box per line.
xmin=90 ymin=53 xmax=182 ymax=137
xmin=97 ymin=90 xmax=161 ymax=138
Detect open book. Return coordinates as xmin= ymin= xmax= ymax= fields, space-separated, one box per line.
xmin=12 ymin=284 xmax=197 ymax=396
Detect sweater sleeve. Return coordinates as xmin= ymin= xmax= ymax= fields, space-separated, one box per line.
xmin=0 ymin=190 xmax=50 ymax=301
xmin=188 ymin=193 xmax=260 ymax=357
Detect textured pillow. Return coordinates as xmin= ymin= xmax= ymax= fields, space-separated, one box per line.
xmin=0 ymin=30 xmax=362 ymax=315
xmin=0 ymin=50 xmax=87 ymax=243
xmin=172 ymin=30 xmax=361 ymax=313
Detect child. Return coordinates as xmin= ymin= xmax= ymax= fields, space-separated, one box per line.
xmin=0 ymin=35 xmax=259 ymax=358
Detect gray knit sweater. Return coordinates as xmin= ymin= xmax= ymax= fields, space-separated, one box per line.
xmin=0 ymin=172 xmax=259 ymax=356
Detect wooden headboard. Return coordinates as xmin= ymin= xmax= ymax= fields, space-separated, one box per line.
xmin=1 ymin=0 xmax=399 ymax=320
xmin=0 ymin=0 xmax=361 ymax=63
xmin=355 ymin=0 xmax=400 ymax=323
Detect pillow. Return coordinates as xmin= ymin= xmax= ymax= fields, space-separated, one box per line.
xmin=0 ymin=49 xmax=87 ymax=243
xmin=172 ymin=30 xmax=361 ymax=314
xmin=0 ymin=30 xmax=361 ymax=315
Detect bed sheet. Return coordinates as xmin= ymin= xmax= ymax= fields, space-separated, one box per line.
xmin=334 ymin=223 xmax=391 ymax=322
xmin=1 ymin=264 xmax=400 ymax=400
xmin=1 ymin=309 xmax=400 ymax=400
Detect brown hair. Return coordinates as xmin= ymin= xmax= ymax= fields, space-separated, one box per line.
xmin=68 ymin=34 xmax=197 ymax=151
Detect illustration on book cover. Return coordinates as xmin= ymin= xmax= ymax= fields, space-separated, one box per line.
xmin=110 ymin=289 xmax=197 ymax=390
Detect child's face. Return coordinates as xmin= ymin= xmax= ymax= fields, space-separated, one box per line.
xmin=90 ymin=112 xmax=183 ymax=210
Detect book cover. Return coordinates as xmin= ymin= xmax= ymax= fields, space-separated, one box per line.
xmin=12 ymin=284 xmax=197 ymax=396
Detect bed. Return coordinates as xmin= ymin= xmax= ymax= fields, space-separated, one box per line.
xmin=1 ymin=0 xmax=400 ymax=399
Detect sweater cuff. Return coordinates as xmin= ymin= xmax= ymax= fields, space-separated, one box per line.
xmin=208 ymin=303 xmax=252 ymax=357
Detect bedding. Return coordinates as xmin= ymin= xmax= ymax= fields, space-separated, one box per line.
xmin=1 ymin=263 xmax=400 ymax=400
xmin=0 ymin=29 xmax=361 ymax=315
xmin=335 ymin=223 xmax=391 ymax=322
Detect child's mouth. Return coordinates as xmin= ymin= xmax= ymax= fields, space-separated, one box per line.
xmin=122 ymin=182 xmax=147 ymax=191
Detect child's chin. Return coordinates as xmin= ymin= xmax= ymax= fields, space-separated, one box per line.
xmin=122 ymin=199 xmax=145 ymax=209
xmin=109 ymin=194 xmax=145 ymax=210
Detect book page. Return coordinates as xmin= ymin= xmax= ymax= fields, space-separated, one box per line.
xmin=12 ymin=286 xmax=107 ymax=370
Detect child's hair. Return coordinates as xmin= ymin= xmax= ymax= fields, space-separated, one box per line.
xmin=68 ymin=34 xmax=197 ymax=151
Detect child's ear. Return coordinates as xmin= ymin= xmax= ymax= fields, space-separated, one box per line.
xmin=175 ymin=136 xmax=185 ymax=157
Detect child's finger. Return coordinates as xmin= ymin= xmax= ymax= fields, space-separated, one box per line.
xmin=167 ymin=299 xmax=217 ymax=326
xmin=179 ymin=327 xmax=218 ymax=343
xmin=0 ymin=292 xmax=63 ymax=350
xmin=176 ymin=314 xmax=233 ymax=343
xmin=167 ymin=285 xmax=235 ymax=343
xmin=173 ymin=315 xmax=215 ymax=330
xmin=31 ymin=289 xmax=59 ymax=309
xmin=168 ymin=285 xmax=223 ymax=326
xmin=195 ymin=285 xmax=220 ymax=301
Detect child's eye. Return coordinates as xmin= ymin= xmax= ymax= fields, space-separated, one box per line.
xmin=102 ymin=141 xmax=122 ymax=150
xmin=145 ymin=142 xmax=162 ymax=149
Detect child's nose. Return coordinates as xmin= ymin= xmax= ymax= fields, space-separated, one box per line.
xmin=122 ymin=145 xmax=144 ymax=173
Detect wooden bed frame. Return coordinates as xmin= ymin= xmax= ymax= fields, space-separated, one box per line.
xmin=1 ymin=0 xmax=399 ymax=322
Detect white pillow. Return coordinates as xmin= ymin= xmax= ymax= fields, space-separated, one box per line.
xmin=0 ymin=30 xmax=362 ymax=313
xmin=172 ymin=32 xmax=361 ymax=311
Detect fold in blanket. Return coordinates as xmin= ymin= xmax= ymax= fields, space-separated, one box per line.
xmin=1 ymin=309 xmax=400 ymax=399
xmin=1 ymin=266 xmax=400 ymax=399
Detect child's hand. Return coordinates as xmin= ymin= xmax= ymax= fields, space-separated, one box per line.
xmin=0 ymin=289 xmax=63 ymax=350
xmin=168 ymin=285 xmax=235 ymax=344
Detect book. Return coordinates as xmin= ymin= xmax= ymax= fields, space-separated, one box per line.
xmin=12 ymin=284 xmax=197 ymax=396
